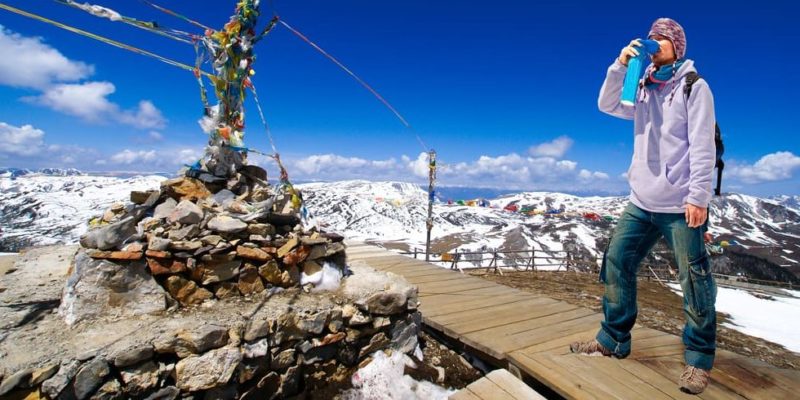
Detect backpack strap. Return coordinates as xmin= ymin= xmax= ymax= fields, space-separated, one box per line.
xmin=684 ymin=71 xmax=702 ymax=99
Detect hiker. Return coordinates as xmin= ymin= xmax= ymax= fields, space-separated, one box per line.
xmin=570 ymin=18 xmax=717 ymax=394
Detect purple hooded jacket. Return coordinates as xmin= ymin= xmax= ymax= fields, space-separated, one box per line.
xmin=599 ymin=59 xmax=716 ymax=213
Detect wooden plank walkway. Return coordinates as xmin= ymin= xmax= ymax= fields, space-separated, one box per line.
xmin=347 ymin=242 xmax=800 ymax=400
xmin=449 ymin=369 xmax=546 ymax=400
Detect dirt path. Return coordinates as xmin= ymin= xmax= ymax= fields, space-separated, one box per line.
xmin=471 ymin=270 xmax=800 ymax=370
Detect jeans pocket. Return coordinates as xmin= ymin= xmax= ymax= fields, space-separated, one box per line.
xmin=687 ymin=254 xmax=714 ymax=317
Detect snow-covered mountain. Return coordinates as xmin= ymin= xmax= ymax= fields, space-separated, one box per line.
xmin=2 ymin=176 xmax=798 ymax=282
xmin=0 ymin=167 xmax=84 ymax=179
xmin=0 ymin=174 xmax=165 ymax=251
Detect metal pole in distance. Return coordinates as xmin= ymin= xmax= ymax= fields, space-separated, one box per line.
xmin=425 ymin=149 xmax=437 ymax=261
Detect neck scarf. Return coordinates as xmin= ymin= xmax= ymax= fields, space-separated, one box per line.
xmin=645 ymin=60 xmax=685 ymax=89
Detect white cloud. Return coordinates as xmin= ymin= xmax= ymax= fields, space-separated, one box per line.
xmin=293 ymin=154 xmax=398 ymax=176
xmin=407 ymin=152 xmax=430 ymax=178
xmin=27 ymin=82 xmax=116 ymax=122
xmin=730 ymin=151 xmax=800 ymax=184
xmin=25 ymin=82 xmax=166 ymax=129
xmin=0 ymin=26 xmax=94 ymax=89
xmin=579 ymin=169 xmax=610 ymax=181
xmin=177 ymin=148 xmax=202 ymax=165
xmin=528 ymin=136 xmax=574 ymax=158
xmin=0 ymin=122 xmax=45 ymax=157
xmin=119 ymin=101 xmax=167 ymax=129
xmin=110 ymin=149 xmax=157 ymax=165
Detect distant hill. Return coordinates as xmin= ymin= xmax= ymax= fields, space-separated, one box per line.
xmin=1 ymin=175 xmax=797 ymax=283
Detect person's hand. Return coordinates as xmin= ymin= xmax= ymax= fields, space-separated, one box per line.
xmin=685 ymin=203 xmax=707 ymax=228
xmin=618 ymin=39 xmax=641 ymax=66
xmin=704 ymin=232 xmax=713 ymax=243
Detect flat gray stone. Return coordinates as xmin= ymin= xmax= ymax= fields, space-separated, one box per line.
xmin=175 ymin=347 xmax=242 ymax=392
xmin=168 ymin=200 xmax=204 ymax=225
xmin=153 ymin=198 xmax=177 ymax=220
xmin=41 ymin=360 xmax=80 ymax=399
xmin=73 ymin=358 xmax=110 ymax=400
xmin=80 ymin=216 xmax=137 ymax=251
xmin=112 ymin=344 xmax=154 ymax=368
xmin=207 ymin=216 xmax=247 ymax=234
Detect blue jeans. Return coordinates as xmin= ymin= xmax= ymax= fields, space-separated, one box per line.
xmin=596 ymin=202 xmax=717 ymax=370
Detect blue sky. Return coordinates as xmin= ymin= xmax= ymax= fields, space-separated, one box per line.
xmin=0 ymin=0 xmax=798 ymax=196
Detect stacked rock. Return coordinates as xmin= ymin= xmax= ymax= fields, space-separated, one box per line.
xmin=79 ymin=169 xmax=346 ymax=307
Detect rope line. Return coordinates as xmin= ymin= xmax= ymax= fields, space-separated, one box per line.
xmin=279 ymin=21 xmax=405 ymax=122
xmin=138 ymin=0 xmax=213 ymax=31
xmin=0 ymin=3 xmax=214 ymax=79
xmin=279 ymin=19 xmax=429 ymax=151
xmin=54 ymin=0 xmax=197 ymax=44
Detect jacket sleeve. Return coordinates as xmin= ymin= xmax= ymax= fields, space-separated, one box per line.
xmin=686 ymin=79 xmax=716 ymax=208
xmin=598 ymin=59 xmax=635 ymax=120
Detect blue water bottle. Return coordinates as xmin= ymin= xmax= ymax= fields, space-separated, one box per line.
xmin=620 ymin=39 xmax=661 ymax=106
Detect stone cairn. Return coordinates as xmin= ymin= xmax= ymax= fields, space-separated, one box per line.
xmin=0 ymin=168 xmax=422 ymax=399
xmin=79 ymin=166 xmax=345 ymax=305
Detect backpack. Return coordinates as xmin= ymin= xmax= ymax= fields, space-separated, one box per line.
xmin=684 ymin=72 xmax=725 ymax=196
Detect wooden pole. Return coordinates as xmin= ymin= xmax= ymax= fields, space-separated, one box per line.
xmin=425 ymin=149 xmax=436 ymax=261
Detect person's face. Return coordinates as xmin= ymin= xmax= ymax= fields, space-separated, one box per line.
xmin=649 ymin=34 xmax=677 ymax=66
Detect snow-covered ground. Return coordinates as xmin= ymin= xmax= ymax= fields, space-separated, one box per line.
xmin=669 ymin=284 xmax=800 ymax=353
xmin=342 ymin=350 xmax=454 ymax=400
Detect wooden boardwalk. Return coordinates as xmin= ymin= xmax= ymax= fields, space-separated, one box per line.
xmin=450 ymin=369 xmax=546 ymax=400
xmin=347 ymin=242 xmax=799 ymax=400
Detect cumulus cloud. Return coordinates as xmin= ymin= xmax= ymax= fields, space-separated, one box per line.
xmin=579 ymin=169 xmax=610 ymax=181
xmin=25 ymin=82 xmax=166 ymax=129
xmin=293 ymin=154 xmax=398 ymax=177
xmin=528 ymin=136 xmax=574 ymax=158
xmin=0 ymin=25 xmax=93 ymax=89
xmin=729 ymin=151 xmax=800 ymax=184
xmin=110 ymin=149 xmax=157 ymax=165
xmin=119 ymin=100 xmax=167 ymax=129
xmin=0 ymin=28 xmax=166 ymax=130
xmin=0 ymin=122 xmax=45 ymax=157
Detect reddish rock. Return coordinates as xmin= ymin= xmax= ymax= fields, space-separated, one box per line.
xmin=236 ymin=246 xmax=271 ymax=262
xmin=283 ymin=246 xmax=309 ymax=266
xmin=88 ymin=250 xmax=143 ymax=261
xmin=146 ymin=257 xmax=187 ymax=276
xmin=145 ymin=250 xmax=172 ymax=259
xmin=161 ymin=177 xmax=212 ymax=202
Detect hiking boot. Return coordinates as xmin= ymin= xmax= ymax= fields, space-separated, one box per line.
xmin=569 ymin=339 xmax=613 ymax=357
xmin=679 ymin=365 xmax=711 ymax=394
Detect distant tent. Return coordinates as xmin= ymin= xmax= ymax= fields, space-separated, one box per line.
xmin=478 ymin=199 xmax=490 ymax=207
xmin=583 ymin=212 xmax=601 ymax=221
xmin=603 ymin=215 xmax=614 ymax=221
xmin=504 ymin=204 xmax=519 ymax=212
xmin=457 ymin=200 xmax=466 ymax=206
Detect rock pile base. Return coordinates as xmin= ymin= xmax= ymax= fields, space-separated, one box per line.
xmin=0 ymin=248 xmax=420 ymax=399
